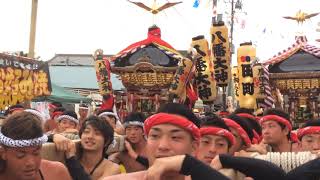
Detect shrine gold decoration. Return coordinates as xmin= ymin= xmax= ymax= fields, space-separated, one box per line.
xmin=274 ymin=78 xmax=320 ymax=90
xmin=120 ymin=72 xmax=174 ymax=87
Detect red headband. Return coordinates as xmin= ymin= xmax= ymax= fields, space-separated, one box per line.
xmin=219 ymin=111 xmax=230 ymax=116
xmin=290 ymin=131 xmax=299 ymax=143
xmin=200 ymin=127 xmax=235 ymax=145
xmin=52 ymin=111 xmax=63 ymax=119
xmin=9 ymin=108 xmax=24 ymax=113
xmin=223 ymin=118 xmax=251 ymax=147
xmin=260 ymin=115 xmax=292 ymax=131
xmin=144 ymin=113 xmax=200 ymax=141
xmin=237 ymin=113 xmax=258 ymax=122
xmin=297 ymin=126 xmax=320 ymax=140
xmin=49 ymin=104 xmax=57 ymax=109
xmin=255 ymin=116 xmax=262 ymax=123
xmin=252 ymin=130 xmax=261 ymax=144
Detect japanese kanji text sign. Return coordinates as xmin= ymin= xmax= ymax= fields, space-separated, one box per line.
xmin=237 ymin=43 xmax=256 ymax=109
xmin=0 ymin=53 xmax=51 ymax=109
xmin=211 ymin=22 xmax=231 ymax=87
xmin=191 ymin=36 xmax=217 ymax=102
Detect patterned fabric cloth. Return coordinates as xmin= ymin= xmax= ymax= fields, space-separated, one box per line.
xmin=0 ymin=132 xmax=48 ymax=147
xmin=264 ymin=36 xmax=320 ymax=65
xmin=57 ymin=115 xmax=79 ymax=124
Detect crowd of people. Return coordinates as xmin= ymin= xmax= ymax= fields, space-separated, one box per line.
xmin=1 ymin=102 xmax=320 ymax=180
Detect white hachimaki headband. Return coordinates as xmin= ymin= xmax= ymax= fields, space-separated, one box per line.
xmin=24 ymin=109 xmax=46 ymax=122
xmin=98 ymin=112 xmax=119 ymax=121
xmin=79 ymin=106 xmax=89 ymax=110
xmin=0 ymin=131 xmax=48 ymax=148
xmin=57 ymin=115 xmax=79 ymax=124
xmin=123 ymin=121 xmax=144 ymax=128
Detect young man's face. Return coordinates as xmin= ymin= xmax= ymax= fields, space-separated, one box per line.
xmin=197 ymin=134 xmax=229 ymax=164
xmin=300 ymin=133 xmax=320 ymax=151
xmin=58 ymin=119 xmax=77 ymax=132
xmin=125 ymin=125 xmax=144 ymax=144
xmin=146 ymin=123 xmax=198 ymax=165
xmin=79 ymin=108 xmax=88 ymax=118
xmin=228 ymin=127 xmax=245 ymax=154
xmin=102 ymin=116 xmax=116 ymax=129
xmin=1 ymin=146 xmax=41 ymax=180
xmin=261 ymin=121 xmax=288 ymax=145
xmin=81 ymin=124 xmax=105 ymax=151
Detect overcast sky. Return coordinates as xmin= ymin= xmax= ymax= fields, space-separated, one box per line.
xmin=0 ymin=0 xmax=319 ymax=63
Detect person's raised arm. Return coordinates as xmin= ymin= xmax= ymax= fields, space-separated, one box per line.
xmin=64 ymin=141 xmax=91 ymax=180
xmin=216 ymin=154 xmax=286 ymax=180
xmin=286 ymin=157 xmax=320 ymax=180
xmin=144 ymin=154 xmax=229 ymax=180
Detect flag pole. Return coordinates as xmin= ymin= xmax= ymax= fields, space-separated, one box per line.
xmin=28 ymin=0 xmax=38 ymax=58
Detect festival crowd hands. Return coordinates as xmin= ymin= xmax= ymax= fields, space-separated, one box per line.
xmin=12 ymin=104 xmax=320 ymax=180
xmin=143 ymin=155 xmax=185 ymax=180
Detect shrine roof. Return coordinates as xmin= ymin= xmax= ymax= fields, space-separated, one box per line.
xmin=264 ymin=36 xmax=320 ymax=73
xmin=112 ymin=26 xmax=184 ymax=67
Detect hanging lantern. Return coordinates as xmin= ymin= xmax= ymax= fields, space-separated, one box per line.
xmin=191 ymin=36 xmax=217 ymax=102
xmin=210 ymin=21 xmax=231 ymax=87
xmin=94 ymin=49 xmax=112 ymax=96
xmin=237 ymin=42 xmax=256 ymax=109
xmin=169 ymin=57 xmax=193 ymax=98
xmin=232 ymin=66 xmax=239 ymax=100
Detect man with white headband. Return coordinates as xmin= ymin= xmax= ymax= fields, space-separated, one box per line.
xmin=0 ymin=111 xmax=71 ymax=180
xmin=78 ymin=104 xmax=89 ymax=128
xmin=108 ymin=112 xmax=148 ymax=173
xmin=98 ymin=109 xmax=124 ymax=135
xmin=24 ymin=109 xmax=46 ymax=123
xmin=53 ymin=110 xmax=79 ymax=135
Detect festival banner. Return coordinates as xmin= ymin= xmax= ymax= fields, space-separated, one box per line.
xmin=211 ymin=21 xmax=231 ymax=87
xmin=237 ymin=43 xmax=256 ymax=110
xmin=231 ymin=66 xmax=239 ymax=100
xmin=253 ymin=63 xmax=274 ymax=108
xmin=253 ymin=64 xmax=266 ymax=99
xmin=94 ymin=49 xmax=112 ymax=96
xmin=169 ymin=57 xmax=193 ymax=98
xmin=0 ymin=53 xmax=51 ymax=110
xmin=191 ymin=36 xmax=217 ymax=102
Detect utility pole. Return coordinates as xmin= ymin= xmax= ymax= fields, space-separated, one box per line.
xmin=28 ymin=0 xmax=38 ymax=58
xmin=230 ymin=0 xmax=235 ymax=53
